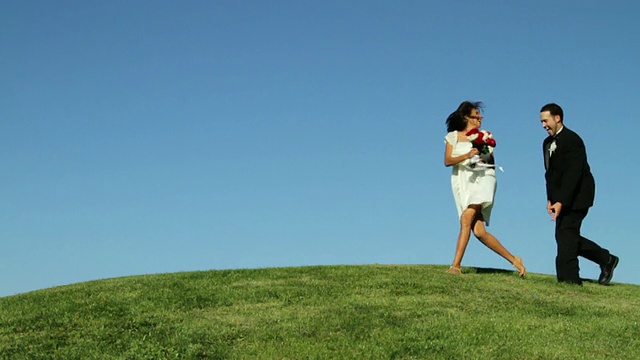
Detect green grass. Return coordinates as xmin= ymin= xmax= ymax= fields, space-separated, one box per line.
xmin=1 ymin=265 xmax=639 ymax=359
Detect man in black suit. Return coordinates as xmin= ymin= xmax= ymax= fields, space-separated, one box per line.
xmin=540 ymin=103 xmax=618 ymax=285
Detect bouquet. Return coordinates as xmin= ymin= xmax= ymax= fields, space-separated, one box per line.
xmin=465 ymin=128 xmax=498 ymax=169
xmin=466 ymin=128 xmax=496 ymax=154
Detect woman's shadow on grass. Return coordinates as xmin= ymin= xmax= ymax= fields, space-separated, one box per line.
xmin=471 ymin=267 xmax=514 ymax=275
xmin=471 ymin=267 xmax=600 ymax=283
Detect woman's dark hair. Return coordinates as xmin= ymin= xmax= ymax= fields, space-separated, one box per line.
xmin=446 ymin=101 xmax=483 ymax=132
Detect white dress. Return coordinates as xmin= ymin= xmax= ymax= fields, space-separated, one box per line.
xmin=445 ymin=131 xmax=497 ymax=225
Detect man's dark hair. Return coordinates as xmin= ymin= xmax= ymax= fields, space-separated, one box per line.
xmin=540 ymin=103 xmax=564 ymax=122
xmin=446 ymin=101 xmax=483 ymax=132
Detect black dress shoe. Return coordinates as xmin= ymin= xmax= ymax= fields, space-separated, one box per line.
xmin=598 ymin=255 xmax=619 ymax=285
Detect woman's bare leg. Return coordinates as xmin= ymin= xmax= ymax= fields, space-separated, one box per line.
xmin=472 ymin=219 xmax=526 ymax=276
xmin=449 ymin=207 xmax=478 ymax=271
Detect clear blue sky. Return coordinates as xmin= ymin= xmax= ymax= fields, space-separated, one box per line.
xmin=2 ymin=1 xmax=639 ymax=296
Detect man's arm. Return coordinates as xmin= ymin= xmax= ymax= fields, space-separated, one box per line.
xmin=543 ymin=138 xmax=552 ymax=203
xmin=557 ymin=132 xmax=587 ymax=208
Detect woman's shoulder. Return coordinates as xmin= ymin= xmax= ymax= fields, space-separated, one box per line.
xmin=445 ymin=131 xmax=458 ymax=144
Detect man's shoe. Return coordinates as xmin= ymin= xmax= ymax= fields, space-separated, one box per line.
xmin=598 ymin=255 xmax=619 ymax=285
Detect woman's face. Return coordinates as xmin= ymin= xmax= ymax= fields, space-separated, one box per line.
xmin=465 ymin=108 xmax=483 ymax=128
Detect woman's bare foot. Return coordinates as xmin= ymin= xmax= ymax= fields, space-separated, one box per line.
xmin=512 ymin=256 xmax=526 ymax=277
xmin=446 ymin=266 xmax=462 ymax=274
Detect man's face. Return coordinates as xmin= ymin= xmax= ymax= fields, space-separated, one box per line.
xmin=540 ymin=111 xmax=562 ymax=136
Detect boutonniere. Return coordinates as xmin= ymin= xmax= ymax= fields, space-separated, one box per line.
xmin=549 ymin=140 xmax=557 ymax=156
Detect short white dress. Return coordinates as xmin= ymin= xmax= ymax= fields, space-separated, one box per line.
xmin=445 ymin=131 xmax=497 ymax=225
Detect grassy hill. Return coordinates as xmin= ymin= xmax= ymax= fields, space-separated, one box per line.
xmin=1 ymin=265 xmax=639 ymax=359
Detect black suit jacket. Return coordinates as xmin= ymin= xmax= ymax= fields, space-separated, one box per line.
xmin=543 ymin=127 xmax=595 ymax=210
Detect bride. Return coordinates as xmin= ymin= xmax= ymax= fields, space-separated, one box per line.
xmin=443 ymin=101 xmax=526 ymax=277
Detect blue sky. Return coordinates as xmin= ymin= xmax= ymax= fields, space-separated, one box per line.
xmin=2 ymin=0 xmax=639 ymax=296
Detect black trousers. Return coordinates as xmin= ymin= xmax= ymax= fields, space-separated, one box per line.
xmin=555 ymin=209 xmax=610 ymax=284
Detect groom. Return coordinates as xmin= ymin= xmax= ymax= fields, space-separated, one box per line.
xmin=540 ymin=103 xmax=618 ymax=285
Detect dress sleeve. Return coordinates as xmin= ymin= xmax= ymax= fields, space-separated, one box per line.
xmin=444 ymin=131 xmax=457 ymax=145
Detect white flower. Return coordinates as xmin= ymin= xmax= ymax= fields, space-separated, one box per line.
xmin=467 ymin=133 xmax=479 ymax=141
xmin=549 ymin=140 xmax=557 ymax=155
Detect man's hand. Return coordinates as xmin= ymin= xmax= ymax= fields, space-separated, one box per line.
xmin=548 ymin=201 xmax=562 ymax=221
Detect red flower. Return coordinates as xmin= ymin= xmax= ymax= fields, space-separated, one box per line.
xmin=465 ymin=128 xmax=496 ymax=154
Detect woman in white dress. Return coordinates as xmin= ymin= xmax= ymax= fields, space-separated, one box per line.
xmin=443 ymin=101 xmax=526 ymax=276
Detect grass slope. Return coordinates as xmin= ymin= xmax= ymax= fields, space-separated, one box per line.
xmin=1 ymin=265 xmax=639 ymax=359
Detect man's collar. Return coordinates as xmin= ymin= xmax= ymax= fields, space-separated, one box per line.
xmin=554 ymin=125 xmax=564 ymax=138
